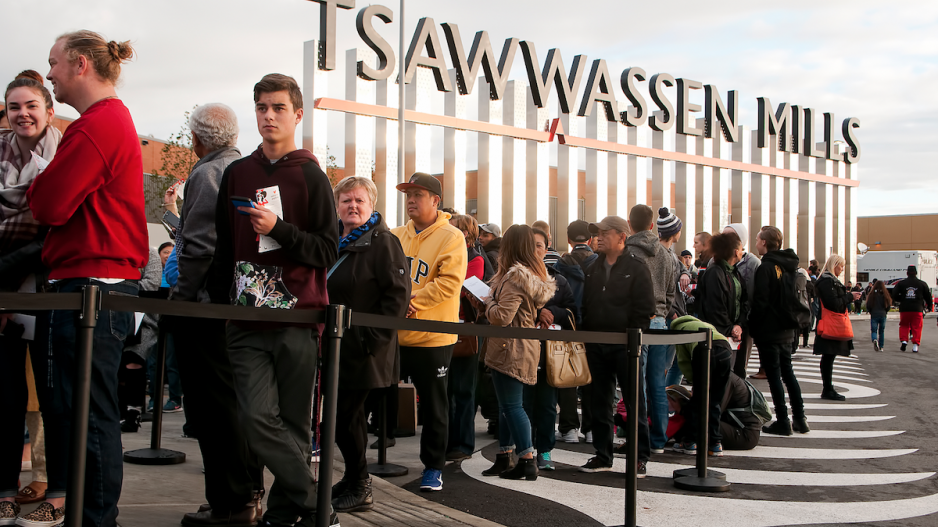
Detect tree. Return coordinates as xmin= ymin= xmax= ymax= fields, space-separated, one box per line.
xmin=154 ymin=107 xmax=199 ymax=181
xmin=325 ymin=145 xmax=341 ymax=186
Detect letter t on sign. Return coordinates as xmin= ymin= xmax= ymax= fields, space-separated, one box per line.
xmin=309 ymin=0 xmax=356 ymax=71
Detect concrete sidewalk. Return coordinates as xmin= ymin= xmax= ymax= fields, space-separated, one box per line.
xmin=17 ymin=407 xmax=502 ymax=527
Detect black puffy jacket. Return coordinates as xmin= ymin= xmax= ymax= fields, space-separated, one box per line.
xmin=749 ymin=249 xmax=799 ymax=344
xmin=696 ymin=260 xmax=749 ymax=339
xmin=581 ymin=250 xmax=655 ymax=333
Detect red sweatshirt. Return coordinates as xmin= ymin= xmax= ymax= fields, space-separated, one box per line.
xmin=27 ymin=98 xmax=148 ymax=279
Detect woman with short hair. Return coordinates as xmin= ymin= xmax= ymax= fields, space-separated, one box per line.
xmin=327 ymin=176 xmax=410 ymax=512
xmin=866 ymin=280 xmax=892 ymax=352
xmin=814 ymin=254 xmax=860 ymax=400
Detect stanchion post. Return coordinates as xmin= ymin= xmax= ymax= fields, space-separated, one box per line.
xmin=65 ymin=285 xmax=100 ymax=527
xmin=673 ymin=329 xmax=730 ymax=492
xmin=124 ymin=327 xmax=186 ymax=465
xmin=317 ymin=305 xmax=348 ymax=527
xmin=367 ymin=388 xmax=408 ymax=478
xmin=624 ymin=328 xmax=641 ymax=527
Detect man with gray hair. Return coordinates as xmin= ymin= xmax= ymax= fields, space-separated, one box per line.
xmin=162 ymin=103 xmax=264 ymax=526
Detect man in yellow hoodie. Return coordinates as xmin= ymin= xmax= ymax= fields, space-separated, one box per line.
xmin=392 ymin=173 xmax=467 ymax=492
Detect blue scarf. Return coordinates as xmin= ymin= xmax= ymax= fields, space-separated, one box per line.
xmin=339 ymin=211 xmax=380 ymax=251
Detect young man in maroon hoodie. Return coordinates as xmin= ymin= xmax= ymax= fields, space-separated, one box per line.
xmin=209 ymin=74 xmax=339 ymax=527
xmin=23 ymin=31 xmax=147 ymax=527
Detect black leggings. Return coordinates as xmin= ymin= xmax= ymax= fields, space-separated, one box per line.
xmin=118 ymin=351 xmax=147 ymax=419
xmin=820 ymin=354 xmax=837 ymax=391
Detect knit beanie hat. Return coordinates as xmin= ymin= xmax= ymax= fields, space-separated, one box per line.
xmin=657 ymin=207 xmax=682 ymax=239
xmin=727 ymin=223 xmax=748 ymax=250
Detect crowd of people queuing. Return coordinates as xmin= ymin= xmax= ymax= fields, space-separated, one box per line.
xmin=0 ymin=27 xmax=933 ymax=527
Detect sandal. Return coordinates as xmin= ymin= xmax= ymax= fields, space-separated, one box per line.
xmin=15 ymin=481 xmax=47 ymax=504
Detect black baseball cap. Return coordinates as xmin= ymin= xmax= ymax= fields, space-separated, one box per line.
xmin=567 ymin=220 xmax=591 ymax=243
xmin=680 ymin=250 xmax=693 ymax=257
xmin=396 ymin=172 xmax=442 ymax=198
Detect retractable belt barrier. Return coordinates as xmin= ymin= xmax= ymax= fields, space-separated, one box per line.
xmin=0 ymin=291 xmax=711 ymax=527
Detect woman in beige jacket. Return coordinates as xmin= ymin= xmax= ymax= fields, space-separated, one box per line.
xmin=472 ymin=225 xmax=555 ymax=481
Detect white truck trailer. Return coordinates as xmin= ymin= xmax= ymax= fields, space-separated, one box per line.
xmin=856 ymin=250 xmax=938 ymax=297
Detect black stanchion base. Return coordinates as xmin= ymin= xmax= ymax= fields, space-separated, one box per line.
xmin=368 ymin=463 xmax=408 ymax=478
xmin=673 ymin=475 xmax=731 ymax=492
xmin=123 ymin=448 xmax=186 ymax=465
xmin=672 ymin=467 xmax=726 ymax=480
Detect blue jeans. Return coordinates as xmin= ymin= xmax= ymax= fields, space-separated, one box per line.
xmin=870 ymin=316 xmax=886 ymax=349
xmin=147 ymin=333 xmax=183 ymax=402
xmin=522 ymin=356 xmax=557 ymax=454
xmin=642 ymin=316 xmax=674 ymax=450
xmin=664 ymin=350 xmax=683 ymax=387
xmin=447 ymin=352 xmax=479 ymax=456
xmin=491 ymin=370 xmax=534 ymax=457
xmin=34 ymin=278 xmax=137 ymax=527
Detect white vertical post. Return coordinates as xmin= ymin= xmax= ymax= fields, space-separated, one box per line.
xmin=711 ymin=124 xmax=730 ymax=232
xmin=695 ymin=118 xmax=714 ymax=234
xmin=477 ymin=79 xmax=503 ymax=226
xmin=845 ymin=162 xmax=859 ymax=284
xmin=375 ymin=79 xmax=399 ymax=226
xmin=749 ymin=129 xmax=770 ymax=250
xmin=443 ymin=69 xmax=468 ymax=214
xmin=674 ymin=131 xmax=696 ymax=255
xmin=611 ymin=102 xmax=630 ymax=218
xmin=558 ymin=111 xmax=580 ymax=231
xmin=651 ymin=128 xmax=674 ymax=217
xmin=404 ymin=68 xmax=433 ymax=178
xmin=526 ymin=91 xmax=549 ymax=225
xmin=731 ymin=125 xmax=751 ymax=247
xmin=302 ymin=40 xmax=329 ymax=164
xmin=585 ymin=111 xmax=610 ymax=222
xmin=503 ymin=81 xmax=528 ymax=226
xmin=799 ymin=154 xmax=817 ymax=266
xmin=627 ymin=126 xmax=648 ymax=210
xmin=345 ymin=48 xmax=376 ymax=179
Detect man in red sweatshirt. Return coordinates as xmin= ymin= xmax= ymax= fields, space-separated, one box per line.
xmin=209 ymin=74 xmax=339 ymax=527
xmin=23 ymin=31 xmax=147 ymax=527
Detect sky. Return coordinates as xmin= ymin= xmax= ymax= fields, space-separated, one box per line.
xmin=2 ymin=0 xmax=936 ymax=217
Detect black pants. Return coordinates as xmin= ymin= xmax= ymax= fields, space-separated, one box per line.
xmin=0 ymin=336 xmax=28 ymax=497
xmin=758 ymin=340 xmax=805 ymax=420
xmin=719 ymin=421 xmax=760 ymax=450
xmin=400 ymin=345 xmax=454 ymax=471
xmin=585 ymin=343 xmax=649 ymax=465
xmin=117 ymin=351 xmax=146 ymax=419
xmin=732 ymin=333 xmax=753 ymax=377
xmin=820 ymin=354 xmax=837 ymax=392
xmin=336 ymin=388 xmax=371 ymax=481
xmin=476 ymin=363 xmax=499 ymax=422
xmin=557 ymin=387 xmax=580 ymax=434
xmin=366 ymin=385 xmax=398 ymax=439
xmin=679 ymin=342 xmax=732 ymax=446
xmin=447 ymin=352 xmax=479 ymax=456
xmin=170 ymin=317 xmax=263 ymax=512
xmin=523 ymin=358 xmax=557 ymax=453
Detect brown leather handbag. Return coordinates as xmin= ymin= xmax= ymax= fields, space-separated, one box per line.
xmin=545 ymin=310 xmax=591 ymax=388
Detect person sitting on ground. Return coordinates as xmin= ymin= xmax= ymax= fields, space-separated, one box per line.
xmin=669 ymin=316 xmax=733 ymax=456
xmin=327 ymin=176 xmax=410 ymax=513
xmin=666 ymin=371 xmax=762 ymax=452
xmin=472 ymin=225 xmax=556 ymax=481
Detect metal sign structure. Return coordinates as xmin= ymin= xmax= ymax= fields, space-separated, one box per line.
xmin=302 ymin=0 xmax=861 ymax=281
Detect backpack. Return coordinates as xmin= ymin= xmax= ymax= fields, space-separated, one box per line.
xmin=778 ymin=267 xmax=812 ymax=330
xmin=551 ymin=252 xmax=598 ymax=312
xmin=726 ymin=378 xmax=773 ymax=426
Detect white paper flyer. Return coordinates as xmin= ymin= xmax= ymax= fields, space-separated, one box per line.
xmin=256 ymin=185 xmax=283 ymax=253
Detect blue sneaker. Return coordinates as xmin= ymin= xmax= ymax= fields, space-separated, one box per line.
xmin=537 ymin=452 xmax=555 ymax=471
xmin=420 ymin=469 xmax=443 ymax=491
xmin=673 ymin=441 xmax=696 ymax=455
xmin=708 ymin=443 xmax=724 ymax=457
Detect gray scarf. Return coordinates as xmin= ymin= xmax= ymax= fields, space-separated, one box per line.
xmin=0 ymin=126 xmax=62 ymax=253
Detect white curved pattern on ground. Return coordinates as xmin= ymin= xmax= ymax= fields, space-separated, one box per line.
xmin=461 ymin=456 xmax=938 ymax=527
xmin=781 ymin=371 xmax=873 ymax=383
xmin=801 ymin=414 xmax=895 ymax=422
xmin=801 ymin=403 xmax=886 ymax=410
xmin=764 ymin=378 xmax=881 ymax=399
xmin=761 ymin=429 xmax=903 ymax=439
xmin=547 ymin=450 xmax=934 ymax=486
xmin=721 ymin=445 xmax=917 ymax=459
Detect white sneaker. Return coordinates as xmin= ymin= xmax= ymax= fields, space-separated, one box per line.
xmin=913 ymin=344 xmax=919 ymax=353
xmin=560 ymin=429 xmax=579 ymax=443
xmin=651 ymin=448 xmax=665 ymax=454
xmin=585 ymin=431 xmax=593 ymax=444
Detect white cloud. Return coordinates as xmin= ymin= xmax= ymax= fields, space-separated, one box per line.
xmin=2 ymin=0 xmax=934 ymax=216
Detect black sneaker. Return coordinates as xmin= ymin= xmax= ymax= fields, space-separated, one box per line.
xmin=579 ymin=456 xmax=612 ymax=473
xmin=901 ymin=341 xmax=908 ymax=351
xmin=613 ymin=442 xmax=629 ymax=459
xmin=637 ymin=460 xmax=647 ymax=479
xmin=763 ymin=419 xmax=793 ymax=436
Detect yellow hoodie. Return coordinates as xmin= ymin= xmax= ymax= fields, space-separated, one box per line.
xmin=392 ymin=211 xmax=468 ymax=347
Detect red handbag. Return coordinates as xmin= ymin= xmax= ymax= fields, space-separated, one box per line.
xmin=817 ymin=304 xmax=854 ymax=341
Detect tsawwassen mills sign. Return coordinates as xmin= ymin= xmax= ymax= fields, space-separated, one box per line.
xmin=311 ymin=0 xmax=861 ymax=163
xmin=304 ymin=0 xmax=861 ymax=280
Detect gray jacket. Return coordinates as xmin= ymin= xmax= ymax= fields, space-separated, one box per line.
xmin=669 ymin=246 xmax=688 ymax=319
xmin=737 ymin=252 xmax=761 ymax=304
xmin=125 ymin=247 xmax=162 ymax=361
xmin=171 ymin=147 xmax=241 ymax=303
xmin=626 ymin=230 xmax=676 ymax=318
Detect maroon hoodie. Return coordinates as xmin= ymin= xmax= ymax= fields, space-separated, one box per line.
xmin=210 ymin=146 xmax=338 ymax=331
